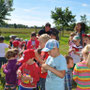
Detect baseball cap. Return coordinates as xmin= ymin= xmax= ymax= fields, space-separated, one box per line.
xmin=73 ymin=35 xmax=80 ymax=40
xmin=42 ymin=39 xmax=59 ymax=52
xmin=19 ymin=49 xmax=35 ymax=63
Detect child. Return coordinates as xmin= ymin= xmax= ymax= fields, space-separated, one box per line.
xmin=0 ymin=36 xmax=10 ymax=68
xmin=20 ymin=41 xmax=27 ymax=50
xmin=2 ymin=48 xmax=20 ymax=90
xmin=50 ymin=28 xmax=59 ymax=41
xmin=51 ymin=32 xmax=59 ymax=41
xmin=35 ymin=34 xmax=51 ymax=90
xmin=12 ymin=40 xmax=20 ymax=49
xmin=27 ymin=32 xmax=39 ymax=49
xmin=73 ymin=44 xmax=90 ymax=90
xmin=69 ymin=35 xmax=83 ymax=64
xmin=9 ymin=35 xmax=17 ymax=47
xmin=41 ymin=39 xmax=67 ymax=90
xmin=84 ymin=34 xmax=90 ymax=45
xmin=82 ymin=34 xmax=87 ymax=47
xmin=68 ymin=32 xmax=76 ymax=49
xmin=65 ymin=56 xmax=74 ymax=90
xmin=17 ymin=49 xmax=40 ymax=90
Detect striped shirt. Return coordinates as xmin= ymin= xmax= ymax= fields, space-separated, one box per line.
xmin=73 ymin=61 xmax=90 ymax=90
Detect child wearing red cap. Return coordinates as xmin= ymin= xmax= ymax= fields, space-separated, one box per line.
xmin=17 ymin=49 xmax=40 ymax=90
xmin=12 ymin=40 xmax=20 ymax=49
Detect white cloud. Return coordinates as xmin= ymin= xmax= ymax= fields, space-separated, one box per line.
xmin=82 ymin=3 xmax=88 ymax=7
xmin=23 ymin=7 xmax=40 ymax=13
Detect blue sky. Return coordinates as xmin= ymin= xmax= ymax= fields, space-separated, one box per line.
xmin=7 ymin=0 xmax=90 ymax=27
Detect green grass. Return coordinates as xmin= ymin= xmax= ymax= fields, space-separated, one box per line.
xmin=0 ymin=28 xmax=76 ymax=89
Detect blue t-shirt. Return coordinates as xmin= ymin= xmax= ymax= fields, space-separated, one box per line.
xmin=45 ymin=54 xmax=67 ymax=90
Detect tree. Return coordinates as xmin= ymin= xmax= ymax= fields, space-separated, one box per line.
xmin=0 ymin=0 xmax=13 ymax=25
xmin=80 ymin=14 xmax=87 ymax=24
xmin=51 ymin=7 xmax=76 ymax=36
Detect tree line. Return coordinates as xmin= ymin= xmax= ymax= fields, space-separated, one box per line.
xmin=0 ymin=0 xmax=90 ymax=32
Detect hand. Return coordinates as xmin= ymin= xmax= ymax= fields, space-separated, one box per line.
xmin=41 ymin=67 xmax=47 ymax=73
xmin=1 ymin=63 xmax=7 ymax=69
xmin=16 ymin=61 xmax=20 ymax=65
xmin=41 ymin=64 xmax=49 ymax=70
xmin=17 ymin=70 xmax=21 ymax=75
xmin=72 ymin=48 xmax=75 ymax=51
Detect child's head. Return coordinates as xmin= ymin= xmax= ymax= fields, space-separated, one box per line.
xmin=5 ymin=48 xmax=19 ymax=60
xmin=73 ymin=35 xmax=80 ymax=45
xmin=38 ymin=34 xmax=51 ymax=49
xmin=31 ymin=32 xmax=36 ymax=40
xmin=0 ymin=36 xmax=4 ymax=43
xmin=84 ymin=34 xmax=90 ymax=44
xmin=15 ymin=37 xmax=20 ymax=41
xmin=9 ymin=35 xmax=17 ymax=39
xmin=19 ymin=49 xmax=35 ymax=63
xmin=12 ymin=40 xmax=20 ymax=48
xmin=82 ymin=44 xmax=90 ymax=67
xmin=65 ymin=55 xmax=74 ymax=69
xmin=51 ymin=32 xmax=59 ymax=40
xmin=42 ymin=39 xmax=59 ymax=57
xmin=69 ymin=32 xmax=76 ymax=40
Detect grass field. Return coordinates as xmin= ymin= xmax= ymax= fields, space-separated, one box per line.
xmin=0 ymin=28 xmax=76 ymax=89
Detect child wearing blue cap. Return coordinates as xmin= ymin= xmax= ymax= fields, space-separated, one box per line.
xmin=41 ymin=39 xmax=67 ymax=90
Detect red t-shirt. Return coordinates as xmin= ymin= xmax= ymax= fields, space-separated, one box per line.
xmin=18 ymin=62 xmax=40 ymax=88
xmin=40 ymin=51 xmax=49 ymax=78
xmin=27 ymin=39 xmax=39 ymax=49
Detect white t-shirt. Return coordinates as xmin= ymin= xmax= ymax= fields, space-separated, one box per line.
xmin=0 ymin=43 xmax=9 ymax=57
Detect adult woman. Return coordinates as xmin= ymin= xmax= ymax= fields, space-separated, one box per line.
xmin=74 ymin=22 xmax=86 ymax=46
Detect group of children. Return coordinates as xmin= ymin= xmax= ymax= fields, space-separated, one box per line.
xmin=0 ymin=22 xmax=90 ymax=90
xmin=68 ymin=22 xmax=90 ymax=90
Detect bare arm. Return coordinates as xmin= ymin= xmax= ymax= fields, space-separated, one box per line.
xmin=42 ymin=64 xmax=66 ymax=78
xmin=35 ymin=50 xmax=44 ymax=64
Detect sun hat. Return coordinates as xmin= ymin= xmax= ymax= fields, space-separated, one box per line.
xmin=42 ymin=39 xmax=59 ymax=52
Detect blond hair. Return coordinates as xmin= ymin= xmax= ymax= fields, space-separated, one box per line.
xmin=5 ymin=48 xmax=19 ymax=59
xmin=82 ymin=44 xmax=90 ymax=68
xmin=38 ymin=34 xmax=51 ymax=43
